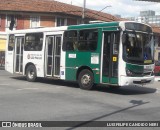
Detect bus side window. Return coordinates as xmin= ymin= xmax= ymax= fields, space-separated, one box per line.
xmin=63 ymin=30 xmax=78 ymax=51
xmin=24 ymin=33 xmax=43 ymax=51
xmin=113 ymin=32 xmax=120 ymax=55
xmin=78 ymin=29 xmax=98 ymax=51
xmin=8 ymin=34 xmax=15 ymax=51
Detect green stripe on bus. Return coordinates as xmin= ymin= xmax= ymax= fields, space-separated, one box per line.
xmin=126 ymin=63 xmax=144 ymax=72
xmin=68 ymin=22 xmax=119 ymax=30
xmin=102 ymin=77 xmax=118 ymax=84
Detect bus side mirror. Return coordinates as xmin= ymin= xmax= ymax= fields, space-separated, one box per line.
xmin=122 ymin=34 xmax=126 ymax=44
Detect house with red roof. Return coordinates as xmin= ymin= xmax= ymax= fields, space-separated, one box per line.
xmin=0 ymin=0 xmax=122 ymax=65
xmin=0 ymin=0 xmax=160 ymax=64
xmin=0 ymin=0 xmax=121 ymax=31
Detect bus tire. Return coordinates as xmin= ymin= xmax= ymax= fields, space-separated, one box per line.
xmin=26 ymin=65 xmax=37 ymax=82
xmin=78 ymin=69 xmax=94 ymax=90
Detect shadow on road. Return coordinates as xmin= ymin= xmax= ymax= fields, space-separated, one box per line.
xmin=11 ymin=76 xmax=157 ymax=95
xmin=66 ymin=100 xmax=149 ymax=129
xmin=11 ymin=76 xmax=79 ymax=88
xmin=93 ymin=85 xmax=157 ymax=95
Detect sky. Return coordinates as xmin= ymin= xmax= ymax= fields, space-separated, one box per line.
xmin=54 ymin=0 xmax=160 ymax=18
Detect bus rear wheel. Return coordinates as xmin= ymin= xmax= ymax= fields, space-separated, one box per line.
xmin=26 ymin=64 xmax=37 ymax=82
xmin=78 ymin=69 xmax=94 ymax=90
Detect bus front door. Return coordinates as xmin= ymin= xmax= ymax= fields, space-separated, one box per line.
xmin=101 ymin=32 xmax=119 ymax=85
xmin=14 ymin=36 xmax=24 ymax=74
xmin=45 ymin=35 xmax=61 ymax=77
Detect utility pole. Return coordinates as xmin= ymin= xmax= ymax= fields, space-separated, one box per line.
xmin=82 ymin=0 xmax=86 ymax=24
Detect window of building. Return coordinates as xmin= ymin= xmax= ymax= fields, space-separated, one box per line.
xmin=24 ymin=33 xmax=43 ymax=51
xmin=30 ymin=16 xmax=40 ymax=28
xmin=6 ymin=15 xmax=17 ymax=28
xmin=8 ymin=34 xmax=15 ymax=51
xmin=56 ymin=17 xmax=67 ymax=26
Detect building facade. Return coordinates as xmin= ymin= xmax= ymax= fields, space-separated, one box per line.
xmin=0 ymin=0 xmax=120 ymax=66
xmin=135 ymin=10 xmax=160 ymax=27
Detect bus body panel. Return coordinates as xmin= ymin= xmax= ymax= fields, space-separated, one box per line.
xmin=120 ymin=76 xmax=154 ymax=86
xmin=64 ymin=28 xmax=103 ymax=83
xmin=66 ymin=24 xmax=120 ymax=84
xmin=65 ymin=51 xmax=101 ymax=83
xmin=60 ymin=50 xmax=66 ymax=80
xmin=5 ymin=21 xmax=155 ymax=88
xmin=5 ymin=50 xmax=14 ymax=74
xmin=23 ymin=51 xmax=45 ymax=77
xmin=119 ymin=63 xmax=155 ymax=86
xmin=5 ymin=34 xmax=13 ymax=73
xmin=68 ymin=22 xmax=119 ymax=30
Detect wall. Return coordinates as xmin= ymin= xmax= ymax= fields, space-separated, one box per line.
xmin=0 ymin=32 xmax=6 ymax=67
xmin=67 ymin=18 xmax=77 ymax=25
xmin=16 ymin=15 xmax=24 ymax=30
xmin=0 ymin=14 xmax=6 ymax=31
xmin=23 ymin=15 xmax=30 ymax=29
xmin=0 ymin=32 xmax=6 ymax=51
xmin=41 ymin=16 xmax=55 ymax=27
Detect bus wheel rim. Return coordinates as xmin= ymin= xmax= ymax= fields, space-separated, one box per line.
xmin=81 ymin=74 xmax=91 ymax=86
xmin=28 ymin=69 xmax=34 ymax=79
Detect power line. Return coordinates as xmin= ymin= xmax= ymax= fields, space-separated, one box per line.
xmin=89 ymin=5 xmax=112 ymax=18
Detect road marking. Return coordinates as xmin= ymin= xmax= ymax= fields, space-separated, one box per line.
xmin=0 ymin=84 xmax=10 ymax=86
xmin=17 ymin=88 xmax=39 ymax=91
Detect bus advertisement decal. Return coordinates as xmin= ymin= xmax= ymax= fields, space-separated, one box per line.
xmin=91 ymin=53 xmax=99 ymax=64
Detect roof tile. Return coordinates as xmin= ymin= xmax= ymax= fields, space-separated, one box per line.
xmin=0 ymin=0 xmax=120 ymax=21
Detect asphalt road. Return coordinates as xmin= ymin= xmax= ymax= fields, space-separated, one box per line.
xmin=0 ymin=69 xmax=160 ymax=130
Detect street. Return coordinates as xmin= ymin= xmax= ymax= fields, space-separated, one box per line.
xmin=0 ymin=69 xmax=160 ymax=130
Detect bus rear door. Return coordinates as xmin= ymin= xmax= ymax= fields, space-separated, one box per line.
xmin=45 ymin=35 xmax=61 ymax=77
xmin=101 ymin=31 xmax=120 ymax=85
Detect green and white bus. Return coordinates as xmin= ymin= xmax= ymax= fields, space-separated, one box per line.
xmin=5 ymin=21 xmax=155 ymax=90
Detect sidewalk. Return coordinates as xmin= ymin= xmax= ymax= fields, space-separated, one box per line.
xmin=155 ymin=76 xmax=160 ymax=82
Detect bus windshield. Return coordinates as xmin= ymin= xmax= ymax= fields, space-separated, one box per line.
xmin=122 ymin=31 xmax=154 ymax=64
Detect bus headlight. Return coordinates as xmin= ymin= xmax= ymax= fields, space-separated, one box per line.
xmin=126 ymin=69 xmax=133 ymax=76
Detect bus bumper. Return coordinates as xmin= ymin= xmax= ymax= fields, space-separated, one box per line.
xmin=120 ymin=76 xmax=155 ymax=86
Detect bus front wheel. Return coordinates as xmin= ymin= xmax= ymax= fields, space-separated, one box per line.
xmin=78 ymin=69 xmax=94 ymax=90
xmin=26 ymin=65 xmax=37 ymax=82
